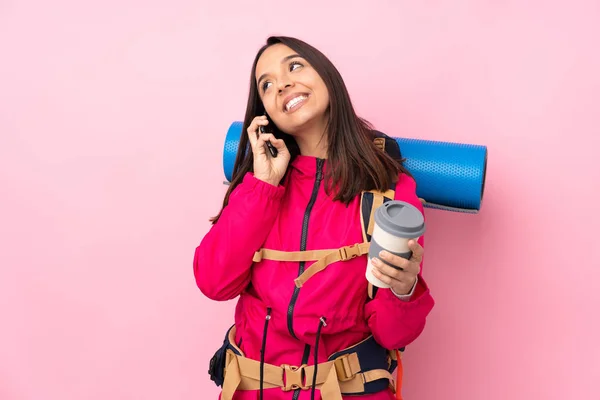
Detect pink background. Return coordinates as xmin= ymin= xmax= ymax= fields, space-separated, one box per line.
xmin=1 ymin=1 xmax=599 ymax=399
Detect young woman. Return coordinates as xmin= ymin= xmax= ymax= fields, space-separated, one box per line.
xmin=194 ymin=36 xmax=435 ymax=400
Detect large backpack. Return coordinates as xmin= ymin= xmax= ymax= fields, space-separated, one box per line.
xmin=250 ymin=131 xmax=410 ymax=398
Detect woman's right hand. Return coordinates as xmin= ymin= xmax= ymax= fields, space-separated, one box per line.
xmin=247 ymin=115 xmax=291 ymax=186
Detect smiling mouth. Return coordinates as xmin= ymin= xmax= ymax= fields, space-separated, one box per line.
xmin=284 ymin=94 xmax=309 ymax=113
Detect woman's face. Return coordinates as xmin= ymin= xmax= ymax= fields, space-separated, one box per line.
xmin=255 ymin=44 xmax=330 ymax=136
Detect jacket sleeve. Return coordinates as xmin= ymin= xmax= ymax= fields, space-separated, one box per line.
xmin=193 ymin=172 xmax=285 ymax=301
xmin=364 ymin=173 xmax=435 ymax=350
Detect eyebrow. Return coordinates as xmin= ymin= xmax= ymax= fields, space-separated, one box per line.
xmin=257 ymin=54 xmax=303 ymax=87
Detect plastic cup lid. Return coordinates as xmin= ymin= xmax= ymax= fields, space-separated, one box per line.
xmin=374 ymin=200 xmax=426 ymax=238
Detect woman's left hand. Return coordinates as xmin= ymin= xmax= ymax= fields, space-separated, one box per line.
xmin=371 ymin=239 xmax=423 ymax=296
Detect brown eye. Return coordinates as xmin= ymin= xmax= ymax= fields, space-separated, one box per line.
xmin=290 ymin=61 xmax=303 ymax=71
xmin=262 ymin=81 xmax=272 ymax=92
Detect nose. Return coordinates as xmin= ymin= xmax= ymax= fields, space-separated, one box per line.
xmin=277 ymin=78 xmax=293 ymax=92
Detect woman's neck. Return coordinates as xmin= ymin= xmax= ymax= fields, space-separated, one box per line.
xmin=296 ymin=135 xmax=328 ymax=158
xmin=293 ymin=118 xmax=329 ymax=158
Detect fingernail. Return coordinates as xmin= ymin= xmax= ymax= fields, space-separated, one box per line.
xmin=379 ymin=250 xmax=388 ymax=258
xmin=372 ymin=258 xmax=381 ymax=266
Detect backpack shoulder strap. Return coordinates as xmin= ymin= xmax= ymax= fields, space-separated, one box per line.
xmin=362 ymin=189 xmax=395 ymax=300
xmin=372 ymin=130 xmax=402 ymax=161
xmin=368 ymin=131 xmax=408 ymax=397
xmin=363 ymin=131 xmax=399 ymax=300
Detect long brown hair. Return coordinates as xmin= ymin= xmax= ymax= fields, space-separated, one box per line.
xmin=211 ymin=36 xmax=411 ymax=223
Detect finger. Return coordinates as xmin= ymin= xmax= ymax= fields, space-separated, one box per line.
xmin=254 ymin=135 xmax=269 ymax=156
xmin=247 ymin=117 xmax=269 ymax=149
xmin=258 ymin=132 xmax=278 ymax=143
xmin=371 ymin=258 xmax=404 ymax=280
xmin=259 ymin=133 xmax=288 ymax=153
xmin=379 ymin=250 xmax=420 ymax=275
xmin=271 ymin=139 xmax=288 ymax=154
xmin=378 ymin=251 xmax=409 ymax=271
xmin=247 ymin=118 xmax=269 ymax=146
xmin=371 ymin=266 xmax=394 ymax=286
xmin=246 ymin=126 xmax=258 ymax=148
xmin=408 ymin=239 xmax=424 ymax=263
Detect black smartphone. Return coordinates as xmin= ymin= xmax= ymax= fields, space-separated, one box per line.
xmin=259 ymin=113 xmax=278 ymax=158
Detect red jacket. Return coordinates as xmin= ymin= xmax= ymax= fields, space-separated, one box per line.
xmin=194 ymin=155 xmax=435 ymax=399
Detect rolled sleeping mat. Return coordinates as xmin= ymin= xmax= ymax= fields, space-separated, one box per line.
xmin=223 ymin=121 xmax=487 ymax=213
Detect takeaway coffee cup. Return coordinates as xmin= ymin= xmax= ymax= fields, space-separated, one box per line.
xmin=366 ymin=200 xmax=426 ymax=289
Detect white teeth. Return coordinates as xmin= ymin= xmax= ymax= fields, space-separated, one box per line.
xmin=285 ymin=95 xmax=307 ymax=111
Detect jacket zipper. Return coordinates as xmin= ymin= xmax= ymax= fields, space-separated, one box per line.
xmin=292 ymin=344 xmax=312 ymax=400
xmin=287 ymin=158 xmax=324 ymax=339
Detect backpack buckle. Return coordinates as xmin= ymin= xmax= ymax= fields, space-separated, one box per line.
xmin=281 ymin=364 xmax=307 ymax=391
xmin=339 ymin=244 xmax=361 ymax=261
xmin=334 ymin=355 xmax=355 ymax=382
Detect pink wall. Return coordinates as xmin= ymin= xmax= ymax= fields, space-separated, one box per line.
xmin=1 ymin=1 xmax=599 ymax=399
